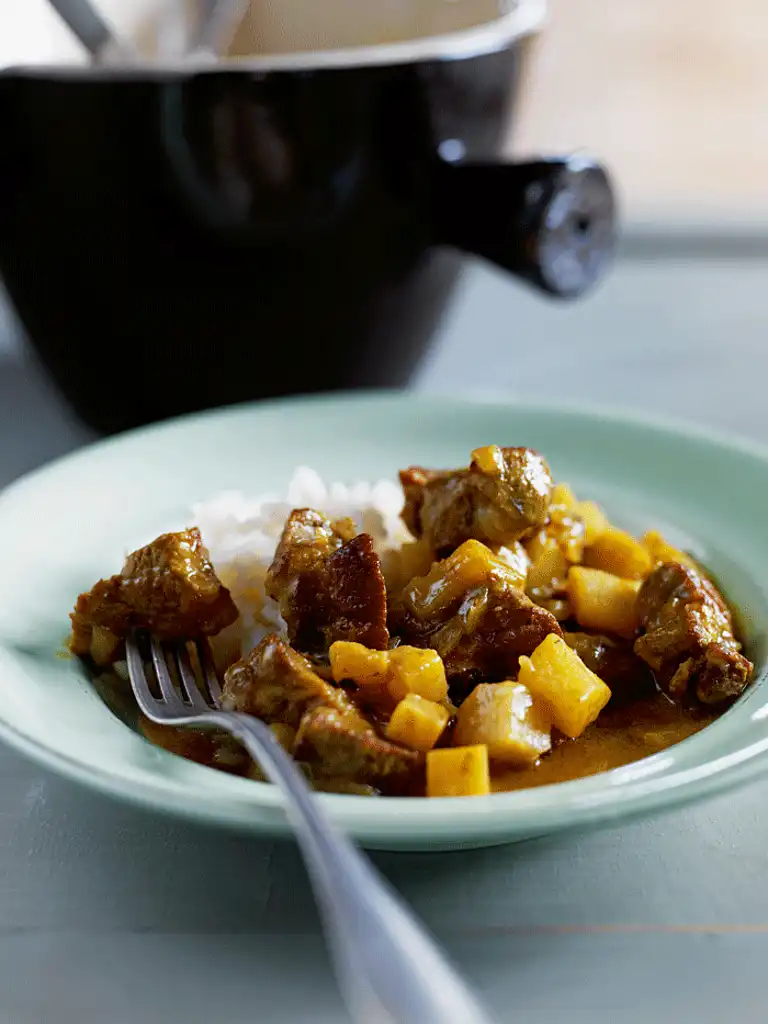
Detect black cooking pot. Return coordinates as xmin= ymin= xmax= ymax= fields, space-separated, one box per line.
xmin=0 ymin=2 xmax=616 ymax=434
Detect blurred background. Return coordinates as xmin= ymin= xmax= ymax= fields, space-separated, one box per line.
xmin=1 ymin=0 xmax=767 ymax=450
xmin=3 ymin=0 xmax=766 ymax=222
xmin=514 ymin=0 xmax=768 ymax=223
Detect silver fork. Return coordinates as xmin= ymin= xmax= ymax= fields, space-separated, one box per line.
xmin=126 ymin=633 xmax=496 ymax=1024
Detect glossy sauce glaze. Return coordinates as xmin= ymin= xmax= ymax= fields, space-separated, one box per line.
xmin=492 ymin=691 xmax=716 ymax=793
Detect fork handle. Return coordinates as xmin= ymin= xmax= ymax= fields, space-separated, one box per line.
xmin=205 ymin=711 xmax=496 ymax=1024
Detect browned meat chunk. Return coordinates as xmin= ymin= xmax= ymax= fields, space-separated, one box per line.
xmin=266 ymin=508 xmax=389 ymax=653
xmin=221 ymin=632 xmax=349 ymax=728
xmin=294 ymin=705 xmax=421 ymax=788
xmin=70 ymin=528 xmax=238 ymax=660
xmin=394 ymin=541 xmax=561 ymax=690
xmin=563 ymin=632 xmax=656 ymax=706
xmin=400 ymin=445 xmax=552 ymax=555
xmin=434 ymin=584 xmax=561 ymax=691
xmin=634 ymin=562 xmax=753 ymax=705
xmin=221 ymin=635 xmax=420 ymax=787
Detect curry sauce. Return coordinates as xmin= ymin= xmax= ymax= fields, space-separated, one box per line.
xmin=492 ymin=692 xmax=715 ymax=792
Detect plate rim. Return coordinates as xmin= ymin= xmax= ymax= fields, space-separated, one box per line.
xmin=6 ymin=388 xmax=768 ymax=506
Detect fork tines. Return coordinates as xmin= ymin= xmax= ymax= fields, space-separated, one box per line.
xmin=126 ymin=633 xmax=222 ymax=715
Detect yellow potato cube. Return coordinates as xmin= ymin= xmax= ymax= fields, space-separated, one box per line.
xmin=525 ymin=528 xmax=551 ymax=565
xmin=584 ymin=526 xmax=652 ymax=579
xmin=385 ymin=694 xmax=450 ymax=751
xmin=454 ymin=681 xmax=551 ymax=765
xmin=575 ymin=501 xmax=609 ymax=546
xmin=526 ymin=539 xmax=569 ymax=593
xmin=559 ymin=519 xmax=586 ymax=564
xmin=330 ymin=641 xmax=449 ymax=704
xmin=550 ymin=482 xmax=578 ymax=511
xmin=329 ymin=641 xmax=390 ymax=688
xmin=387 ymin=646 xmax=449 ymax=703
xmin=471 ymin=444 xmax=505 ymax=476
xmin=494 ymin=542 xmax=530 ymax=581
xmin=404 ymin=539 xmax=516 ymax=617
xmin=426 ymin=745 xmax=490 ymax=797
xmin=518 ymin=633 xmax=612 ymax=739
xmin=567 ymin=566 xmax=641 ymax=637
xmin=528 ymin=505 xmax=585 ymax=567
xmin=642 ymin=530 xmax=696 ymax=568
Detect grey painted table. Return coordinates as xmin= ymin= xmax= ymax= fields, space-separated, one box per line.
xmin=1 ymin=253 xmax=768 ymax=1024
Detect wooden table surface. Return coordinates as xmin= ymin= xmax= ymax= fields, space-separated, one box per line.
xmin=2 ymin=251 xmax=768 ymax=1022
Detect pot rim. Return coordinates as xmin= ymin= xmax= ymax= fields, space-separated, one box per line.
xmin=4 ymin=0 xmax=545 ymax=78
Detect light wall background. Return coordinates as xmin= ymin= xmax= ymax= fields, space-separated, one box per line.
xmin=512 ymin=0 xmax=768 ymax=222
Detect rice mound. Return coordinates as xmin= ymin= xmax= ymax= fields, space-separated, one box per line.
xmin=193 ymin=466 xmax=411 ymax=655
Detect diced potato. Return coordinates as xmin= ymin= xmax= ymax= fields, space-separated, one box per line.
xmin=575 ymin=501 xmax=609 ymax=546
xmin=525 ymin=528 xmax=552 ymax=565
xmin=454 ymin=681 xmax=551 ymax=765
xmin=584 ymin=526 xmax=652 ymax=580
xmin=518 ymin=633 xmax=611 ymax=739
xmin=528 ymin=501 xmax=586 ymax=568
xmin=385 ymin=694 xmax=450 ymax=751
xmin=567 ymin=566 xmax=642 ymax=637
xmin=526 ymin=539 xmax=569 ymax=593
xmin=329 ymin=641 xmax=390 ymax=688
xmin=494 ymin=542 xmax=530 ymax=581
xmin=642 ymin=530 xmax=696 ymax=568
xmin=550 ymin=482 xmax=578 ymax=511
xmin=426 ymin=745 xmax=490 ymax=797
xmin=471 ymin=444 xmax=505 ymax=476
xmin=90 ymin=625 xmax=121 ymax=667
xmin=388 ymin=647 xmax=448 ymax=703
xmin=558 ymin=519 xmax=586 ymax=564
xmin=329 ymin=641 xmax=448 ymax=704
xmin=330 ymin=516 xmax=358 ymax=542
xmin=404 ymin=540 xmax=518 ymax=617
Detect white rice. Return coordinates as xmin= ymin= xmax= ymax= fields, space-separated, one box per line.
xmin=193 ymin=466 xmax=411 ymax=655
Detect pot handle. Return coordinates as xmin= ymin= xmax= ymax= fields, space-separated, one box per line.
xmin=433 ymin=155 xmax=618 ymax=299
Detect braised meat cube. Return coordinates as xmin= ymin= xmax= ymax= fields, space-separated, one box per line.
xmin=266 ymin=508 xmax=348 ymax=599
xmin=294 ymin=705 xmax=422 ymax=788
xmin=221 ymin=632 xmax=350 ymax=728
xmin=70 ymin=528 xmax=238 ymax=660
xmin=400 ymin=445 xmax=552 ymax=555
xmin=70 ymin=577 xmax=133 ymax=660
xmin=266 ymin=508 xmax=389 ymax=653
xmin=634 ymin=562 xmax=753 ymax=705
xmin=563 ymin=631 xmax=656 ymax=707
xmin=221 ymin=634 xmax=420 ymax=786
xmin=395 ymin=540 xmax=561 ymax=689
xmin=437 ymin=584 xmax=563 ymax=689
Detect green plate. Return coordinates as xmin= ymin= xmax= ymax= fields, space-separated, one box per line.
xmin=0 ymin=392 xmax=767 ymax=850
